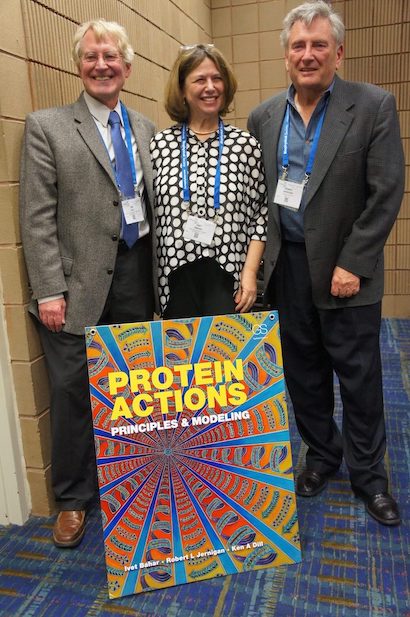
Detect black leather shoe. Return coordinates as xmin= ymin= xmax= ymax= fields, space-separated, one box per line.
xmin=295 ymin=469 xmax=329 ymax=497
xmin=357 ymin=492 xmax=401 ymax=526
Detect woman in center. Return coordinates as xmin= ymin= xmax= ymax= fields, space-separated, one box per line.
xmin=151 ymin=44 xmax=267 ymax=319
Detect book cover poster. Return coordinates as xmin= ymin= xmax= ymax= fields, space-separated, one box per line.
xmin=85 ymin=311 xmax=301 ymax=599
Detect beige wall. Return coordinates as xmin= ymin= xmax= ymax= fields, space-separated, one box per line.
xmin=0 ymin=0 xmax=408 ymax=516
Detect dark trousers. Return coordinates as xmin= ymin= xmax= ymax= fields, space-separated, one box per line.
xmin=164 ymin=258 xmax=236 ymax=319
xmin=274 ymin=241 xmax=388 ymax=495
xmin=38 ymin=235 xmax=154 ymax=511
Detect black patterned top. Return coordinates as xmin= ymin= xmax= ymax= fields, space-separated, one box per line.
xmin=150 ymin=123 xmax=268 ymax=314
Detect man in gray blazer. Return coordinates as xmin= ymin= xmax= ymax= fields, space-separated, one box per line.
xmin=248 ymin=2 xmax=404 ymax=525
xmin=20 ymin=20 xmax=158 ymax=546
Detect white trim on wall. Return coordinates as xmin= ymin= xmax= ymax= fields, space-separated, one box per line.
xmin=0 ymin=279 xmax=30 ymax=525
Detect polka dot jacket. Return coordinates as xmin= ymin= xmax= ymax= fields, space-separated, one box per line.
xmin=150 ymin=123 xmax=268 ymax=315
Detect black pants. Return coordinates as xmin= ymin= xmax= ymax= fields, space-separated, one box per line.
xmin=274 ymin=241 xmax=387 ymax=495
xmin=164 ymin=258 xmax=236 ymax=319
xmin=38 ymin=235 xmax=154 ymax=511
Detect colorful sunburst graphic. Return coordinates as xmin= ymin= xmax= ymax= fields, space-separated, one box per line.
xmin=85 ymin=311 xmax=301 ymax=599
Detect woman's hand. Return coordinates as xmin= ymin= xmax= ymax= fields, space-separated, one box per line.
xmin=234 ymin=267 xmax=258 ymax=313
xmin=234 ymin=240 xmax=265 ymax=313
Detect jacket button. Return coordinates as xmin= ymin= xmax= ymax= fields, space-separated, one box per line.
xmin=113 ymin=200 xmax=119 ymax=206
xmin=112 ymin=235 xmax=118 ymax=241
xmin=107 ymin=268 xmax=113 ymax=275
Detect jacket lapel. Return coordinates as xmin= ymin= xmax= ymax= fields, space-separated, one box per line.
xmin=259 ymin=93 xmax=287 ymax=231
xmin=74 ymin=93 xmax=117 ymax=187
xmin=304 ymin=77 xmax=354 ymax=206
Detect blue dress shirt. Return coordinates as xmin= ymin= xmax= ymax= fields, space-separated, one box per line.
xmin=277 ymin=84 xmax=333 ymax=242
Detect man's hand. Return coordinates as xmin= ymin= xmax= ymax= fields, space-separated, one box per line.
xmin=39 ymin=298 xmax=66 ymax=332
xmin=331 ymin=266 xmax=360 ymax=298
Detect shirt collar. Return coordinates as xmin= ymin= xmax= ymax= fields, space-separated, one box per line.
xmin=83 ymin=91 xmax=123 ymax=127
xmin=287 ymin=80 xmax=335 ymax=106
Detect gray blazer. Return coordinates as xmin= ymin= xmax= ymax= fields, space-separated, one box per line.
xmin=20 ymin=93 xmax=158 ymax=334
xmin=248 ymin=76 xmax=405 ymax=309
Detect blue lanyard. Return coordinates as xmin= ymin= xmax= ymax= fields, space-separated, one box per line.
xmin=181 ymin=119 xmax=224 ymax=210
xmin=120 ymin=102 xmax=137 ymax=188
xmin=281 ymin=99 xmax=328 ymax=182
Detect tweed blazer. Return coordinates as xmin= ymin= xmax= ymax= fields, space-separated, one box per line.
xmin=20 ymin=93 xmax=158 ymax=335
xmin=248 ymin=76 xmax=405 ymax=309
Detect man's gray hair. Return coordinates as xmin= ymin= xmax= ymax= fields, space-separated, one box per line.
xmin=72 ymin=19 xmax=134 ymax=67
xmin=280 ymin=1 xmax=345 ymax=48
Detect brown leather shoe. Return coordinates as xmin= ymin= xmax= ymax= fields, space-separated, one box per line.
xmin=53 ymin=510 xmax=86 ymax=548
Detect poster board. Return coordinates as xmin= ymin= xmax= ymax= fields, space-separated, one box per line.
xmin=85 ymin=311 xmax=301 ymax=599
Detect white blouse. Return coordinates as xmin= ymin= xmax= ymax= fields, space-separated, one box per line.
xmin=150 ymin=123 xmax=268 ymax=314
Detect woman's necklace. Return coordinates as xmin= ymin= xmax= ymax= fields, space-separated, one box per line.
xmin=189 ymin=126 xmax=218 ymax=135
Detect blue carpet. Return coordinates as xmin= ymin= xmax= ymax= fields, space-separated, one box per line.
xmin=0 ymin=319 xmax=408 ymax=616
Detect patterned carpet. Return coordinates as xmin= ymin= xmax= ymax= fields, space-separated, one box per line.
xmin=0 ymin=319 xmax=408 ymax=617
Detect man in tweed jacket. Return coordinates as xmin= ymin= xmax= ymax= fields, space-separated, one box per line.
xmin=20 ymin=19 xmax=158 ymax=547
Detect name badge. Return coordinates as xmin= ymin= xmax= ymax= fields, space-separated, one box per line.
xmin=274 ymin=178 xmax=304 ymax=211
xmin=183 ymin=215 xmax=216 ymax=245
xmin=122 ymin=195 xmax=144 ymax=224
